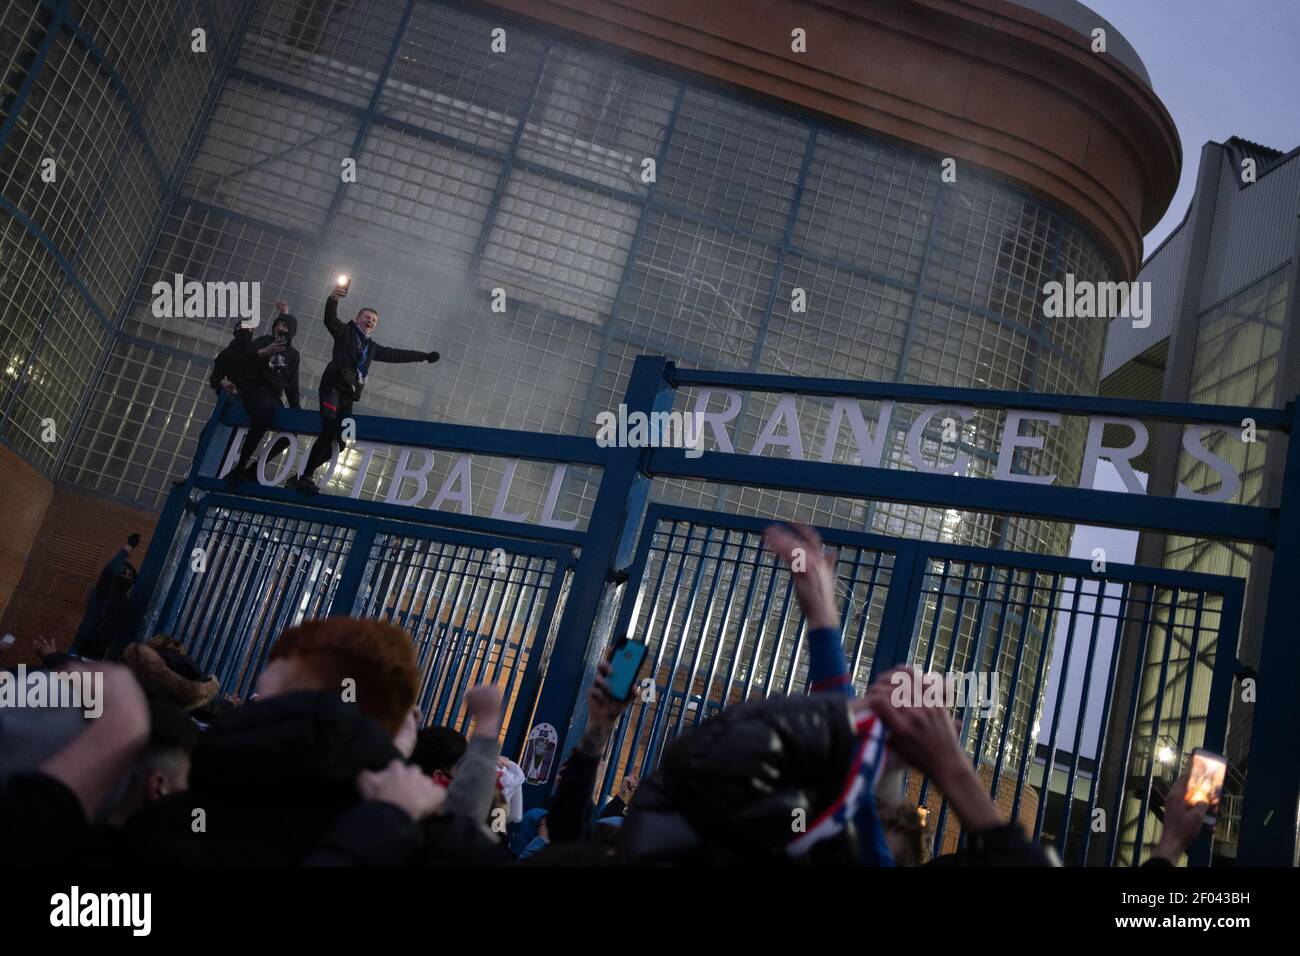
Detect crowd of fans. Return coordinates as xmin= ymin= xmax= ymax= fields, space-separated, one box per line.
xmin=0 ymin=522 xmax=1211 ymax=867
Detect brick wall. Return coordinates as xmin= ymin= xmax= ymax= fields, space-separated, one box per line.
xmin=0 ymin=443 xmax=54 ymax=627
xmin=0 ymin=481 xmax=157 ymax=663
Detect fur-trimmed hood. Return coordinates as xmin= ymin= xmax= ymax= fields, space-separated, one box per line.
xmin=124 ymin=641 xmax=219 ymax=711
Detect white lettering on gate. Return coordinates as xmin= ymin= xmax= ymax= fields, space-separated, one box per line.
xmin=213 ymin=395 xmax=1245 ymax=526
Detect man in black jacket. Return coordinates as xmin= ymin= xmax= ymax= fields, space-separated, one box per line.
xmin=209 ymin=325 xmax=252 ymax=399
xmin=119 ymin=618 xmax=510 ymax=866
xmin=222 ymin=304 xmax=302 ymax=484
xmin=290 ymin=288 xmax=439 ymax=494
xmin=71 ymin=533 xmax=141 ymax=659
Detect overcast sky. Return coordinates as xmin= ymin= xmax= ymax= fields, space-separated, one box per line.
xmin=1082 ymin=0 xmax=1300 ymax=255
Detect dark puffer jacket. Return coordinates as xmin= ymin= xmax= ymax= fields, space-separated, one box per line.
xmin=209 ymin=324 xmax=253 ymax=395
xmin=121 ymin=691 xmax=408 ymax=866
xmin=120 ymin=690 xmax=512 ymax=867
xmin=619 ymin=694 xmax=860 ymax=866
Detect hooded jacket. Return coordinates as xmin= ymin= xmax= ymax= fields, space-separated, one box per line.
xmin=209 ymin=324 xmax=253 ymax=394
xmin=119 ymin=691 xmax=511 ymax=866
xmin=242 ymin=313 xmax=301 ymax=407
xmin=121 ymin=691 xmax=401 ymax=865
xmin=320 ymin=296 xmax=429 ymax=401
xmin=618 ymin=694 xmax=862 ymax=866
xmin=123 ymin=640 xmax=220 ymax=712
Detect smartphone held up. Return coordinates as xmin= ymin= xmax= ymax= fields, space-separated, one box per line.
xmin=1186 ymin=748 xmax=1228 ymax=826
xmin=605 ymin=638 xmax=649 ymax=702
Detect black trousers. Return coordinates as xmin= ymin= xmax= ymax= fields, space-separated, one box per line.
xmin=234 ymin=388 xmax=289 ymax=472
xmin=304 ymin=389 xmax=353 ymax=477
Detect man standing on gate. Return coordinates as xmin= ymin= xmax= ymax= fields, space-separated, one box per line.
xmin=290 ymin=276 xmax=440 ymax=494
xmin=220 ymin=299 xmax=303 ymax=484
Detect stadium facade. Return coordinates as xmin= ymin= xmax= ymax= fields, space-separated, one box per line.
xmin=1 ymin=0 xmax=1178 ymax=643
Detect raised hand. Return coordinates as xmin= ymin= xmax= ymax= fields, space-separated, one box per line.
xmin=619 ymin=771 xmax=640 ymax=802
xmin=1153 ymin=770 xmax=1209 ymax=863
xmin=464 ymin=683 xmax=503 ymax=737
xmin=763 ymin=522 xmax=840 ymax=630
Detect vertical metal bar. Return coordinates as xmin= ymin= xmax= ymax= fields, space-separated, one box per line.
xmin=655 ymin=524 xmax=714 ymax=745
xmin=1059 ymin=576 xmax=1109 ymax=859
xmin=696 ymin=530 xmax=750 ymax=716
xmin=1172 ymin=590 xmax=1207 ymax=756
xmin=502 ymin=555 xmax=569 ymax=756
xmin=733 ymin=546 xmax=774 ymax=697
xmin=759 ymin=568 xmax=799 ymax=698
xmin=1079 ymin=579 xmax=1130 ymax=864
xmin=969 ymin=565 xmax=1017 ymax=766
xmin=867 ymin=541 xmax=924 ymax=682
xmin=526 ymin=357 xmax=673 ymax=777
xmin=1106 ymin=581 xmax=1159 ymax=866
xmin=845 ymin=551 xmax=884 ymax=681
xmin=1031 ymin=573 xmax=1085 ymax=843
xmin=326 ymin=518 xmax=378 ymax=617
xmin=929 ymin=561 xmax=993 ymax=853
xmin=1130 ymin=586 xmax=1181 ymax=866
xmin=1010 ymin=572 xmax=1066 ymax=827
xmin=1238 ymin=399 xmax=1300 ymax=864
xmin=989 ymin=569 xmax=1040 ymax=805
xmin=636 ymin=523 xmax=698 ymax=768
xmin=715 ymin=531 xmax=766 ymax=705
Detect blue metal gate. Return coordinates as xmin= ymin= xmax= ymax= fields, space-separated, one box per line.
xmin=152 ymin=494 xmax=575 ymax=743
xmin=131 ymin=355 xmax=1300 ymax=865
xmin=598 ymin=505 xmax=1243 ymax=865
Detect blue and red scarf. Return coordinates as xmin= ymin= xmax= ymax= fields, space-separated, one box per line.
xmin=787 ymin=708 xmax=895 ymax=866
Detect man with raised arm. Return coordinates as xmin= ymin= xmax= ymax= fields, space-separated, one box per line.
xmin=289 ymin=279 xmax=440 ymax=494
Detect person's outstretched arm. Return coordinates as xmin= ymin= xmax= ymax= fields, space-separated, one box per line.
xmin=372 ymin=340 xmax=440 ymax=365
xmin=764 ymin=523 xmax=853 ymax=696
xmin=864 ymin=666 xmax=1054 ymax=865
xmin=442 ymin=684 xmax=504 ymax=824
xmin=38 ymin=664 xmax=150 ymax=820
xmin=323 ymin=293 xmax=346 ymax=337
xmin=1145 ymin=771 xmax=1208 ymax=867
xmin=547 ymin=659 xmax=631 ymax=845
